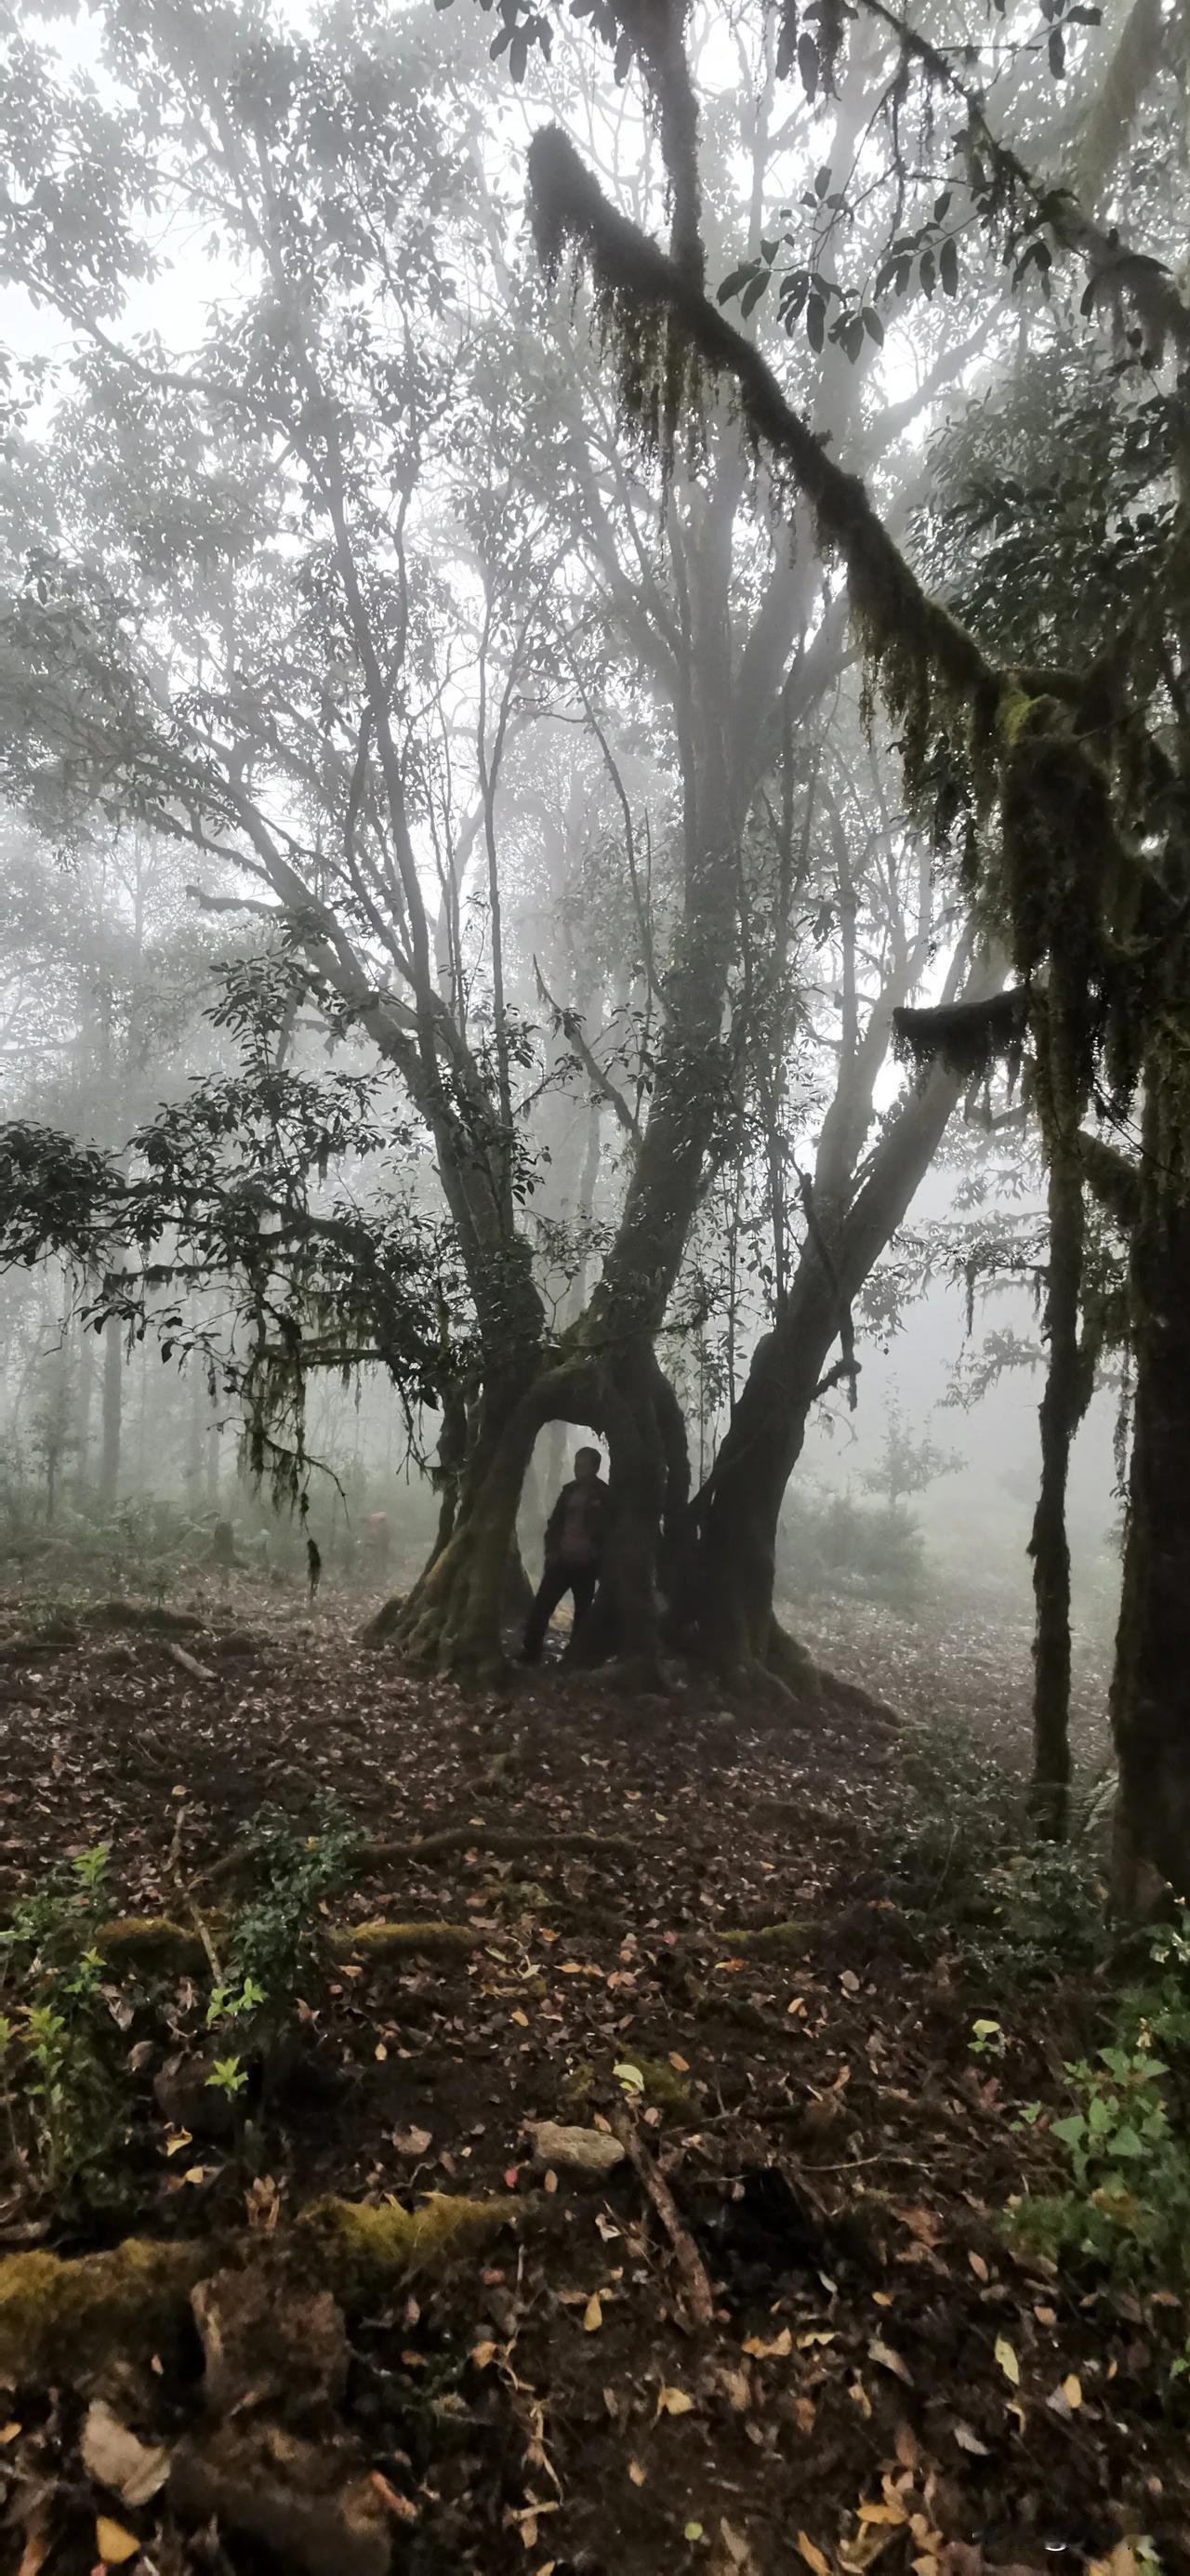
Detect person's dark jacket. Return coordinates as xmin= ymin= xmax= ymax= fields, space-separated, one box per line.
xmin=543 ymin=1477 xmax=612 ymax=1569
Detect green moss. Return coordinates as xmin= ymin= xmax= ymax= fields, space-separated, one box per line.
xmin=297 ymin=2191 xmax=514 ymax=2289
xmin=720 ymin=1920 xmax=805 ymax=1956
xmin=0 ymin=2239 xmax=207 ymax=2384
xmin=96 ymin=1917 xmax=209 ymax=1975
xmin=561 ymin=2060 xmax=596 ymax=2107
xmin=628 ymin=2055 xmax=696 ymax=2120
xmin=331 ymin=1922 xmax=477 ymax=1961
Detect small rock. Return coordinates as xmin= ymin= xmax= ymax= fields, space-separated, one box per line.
xmin=170 ymin=2422 xmax=389 ymax=2576
xmin=81 ymin=2398 xmax=170 ymax=2508
xmin=525 ymin=2122 xmax=626 ymax=2181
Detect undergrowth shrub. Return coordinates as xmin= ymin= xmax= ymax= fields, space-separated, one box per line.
xmin=208 ymin=1805 xmax=364 ymax=2085
xmin=1011 ymin=1910 xmax=1190 ymax=2287
xmin=876 ymin=1718 xmax=1109 ymax=1986
xmin=778 ymin=1483 xmax=929 ymax=1610
xmin=0 ymin=1844 xmax=123 ymax=2199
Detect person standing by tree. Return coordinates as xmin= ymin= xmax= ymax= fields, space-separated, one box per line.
xmin=522 ymin=1447 xmax=611 ymax=1665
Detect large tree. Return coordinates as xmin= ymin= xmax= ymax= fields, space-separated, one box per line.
xmin=0 ymin=0 xmax=1005 ymax=1688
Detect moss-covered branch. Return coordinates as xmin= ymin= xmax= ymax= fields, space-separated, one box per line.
xmin=893 ymin=987 xmax=1029 ymax=1085
xmin=529 ymin=127 xmax=998 ymax=742
xmin=1077 ymin=1130 xmax=1141 ymax=1233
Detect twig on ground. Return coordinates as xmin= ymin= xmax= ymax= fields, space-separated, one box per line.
xmin=166 ymin=1642 xmax=217 ymax=1686
xmin=610 ymin=2108 xmax=714 ymax=2330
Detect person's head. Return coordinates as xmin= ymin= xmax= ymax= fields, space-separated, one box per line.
xmin=574 ymin=1446 xmax=602 ymax=1486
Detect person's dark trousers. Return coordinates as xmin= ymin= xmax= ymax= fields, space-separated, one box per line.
xmin=522 ymin=1561 xmax=598 ymax=1663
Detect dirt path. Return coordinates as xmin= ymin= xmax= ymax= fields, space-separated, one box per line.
xmin=0 ymin=1589 xmax=1182 ymax=2576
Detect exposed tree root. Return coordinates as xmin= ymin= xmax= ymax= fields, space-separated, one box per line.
xmin=94 ymin=1918 xmax=482 ymax=1975
xmin=0 ymin=2193 xmax=521 ymax=2386
xmin=194 ymin=1826 xmax=639 ymax=1898
xmin=89 ymin=1603 xmax=208 ymax=1637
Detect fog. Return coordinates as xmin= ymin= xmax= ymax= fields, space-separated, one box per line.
xmin=0 ymin=0 xmax=1177 ymax=1809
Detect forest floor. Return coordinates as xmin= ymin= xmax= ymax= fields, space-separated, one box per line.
xmin=0 ymin=1578 xmax=1183 ymax=2576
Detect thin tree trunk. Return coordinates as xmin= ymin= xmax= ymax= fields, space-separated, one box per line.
xmin=99 ymin=1315 xmax=122 ymax=1505
xmin=1110 ymin=1081 xmax=1190 ymax=1903
xmin=1028 ymin=1147 xmax=1088 ymax=1838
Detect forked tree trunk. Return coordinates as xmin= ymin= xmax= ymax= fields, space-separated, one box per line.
xmin=678 ymin=1048 xmax=983 ymax=1681
xmin=1110 ymin=1082 xmax=1190 ymax=1903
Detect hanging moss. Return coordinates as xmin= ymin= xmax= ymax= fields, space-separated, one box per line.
xmin=893 ymin=988 xmax=1029 ymax=1086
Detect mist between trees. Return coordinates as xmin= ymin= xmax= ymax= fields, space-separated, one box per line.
xmin=0 ymin=0 xmax=1184 ymax=1897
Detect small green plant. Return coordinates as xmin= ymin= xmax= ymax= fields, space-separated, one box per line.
xmin=0 ymin=1844 xmax=122 ymax=2196
xmin=970 ymin=2017 xmax=1006 ymax=2057
xmin=207 ymin=2054 xmax=250 ymax=2100
xmin=208 ymin=1807 xmax=364 ymax=2069
xmin=1012 ymin=2033 xmax=1190 ymax=2279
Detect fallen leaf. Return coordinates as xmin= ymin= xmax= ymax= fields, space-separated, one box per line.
xmin=798 ymin=2532 xmax=832 ymax=2576
xmin=1063 ymin=2373 xmax=1082 ymax=2409
xmin=96 ymin=2518 xmax=140 ymax=2567
xmin=82 ymin=2399 xmax=169 ymax=2508
xmin=994 ymin=2336 xmax=1020 ymax=2387
xmin=867 ymin=2339 xmax=912 ymax=2384
xmin=471 ymin=2342 xmax=497 ymax=2368
xmin=893 ymin=2206 xmax=940 ymax=2246
xmin=584 ymin=2295 xmax=603 ymax=2332
xmin=685 ymin=2524 xmax=706 ymax=2543
xmin=374 ymin=2042 xmax=388 ymax=2063
xmin=371 ymin=2473 xmax=418 ymax=2522
xmin=0 ymin=2421 xmax=20 ymax=2444
xmin=968 ymin=2252 xmax=988 ymax=2282
xmin=717 ymin=2367 xmax=750 ymax=2411
xmin=629 ymin=2460 xmax=647 ymax=2486
xmin=952 ymin=2420 xmax=990 ymax=2456
xmin=613 ymin=2062 xmax=644 ymax=2094
xmin=742 ymin=2328 xmax=791 ymax=2358
xmin=793 ymin=2396 xmax=816 ymax=2433
xmin=163 ymin=2131 xmax=192 ymax=2156
xmin=894 ymin=2423 xmax=920 ymax=2472
xmin=668 ymin=2052 xmax=690 ymax=2073
xmin=392 ymin=2126 xmax=432 ymax=2157
xmin=858 ymin=2503 xmax=907 ymax=2527
xmin=656 ymin=2384 xmax=694 ymax=2417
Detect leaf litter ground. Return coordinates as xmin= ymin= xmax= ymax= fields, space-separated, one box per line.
xmin=0 ymin=1582 xmax=1183 ymax=2576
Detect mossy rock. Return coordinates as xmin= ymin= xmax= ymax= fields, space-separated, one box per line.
xmin=0 ymin=2239 xmax=208 ymax=2384
xmin=297 ymin=2191 xmax=515 ymax=2291
xmin=719 ymin=1921 xmax=805 ymax=1957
